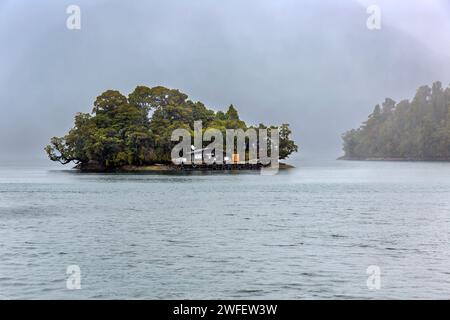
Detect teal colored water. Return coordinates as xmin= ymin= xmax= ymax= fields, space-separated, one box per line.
xmin=0 ymin=160 xmax=449 ymax=299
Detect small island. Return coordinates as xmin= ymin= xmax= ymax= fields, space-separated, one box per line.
xmin=45 ymin=86 xmax=298 ymax=171
xmin=341 ymin=81 xmax=450 ymax=161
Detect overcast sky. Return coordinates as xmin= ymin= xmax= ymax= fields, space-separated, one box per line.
xmin=1 ymin=0 xmax=450 ymax=162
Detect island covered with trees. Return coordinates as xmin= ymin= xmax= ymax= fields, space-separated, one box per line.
xmin=341 ymin=81 xmax=450 ymax=161
xmin=45 ymin=86 xmax=298 ymax=171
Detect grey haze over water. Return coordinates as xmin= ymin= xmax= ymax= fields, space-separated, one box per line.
xmin=1 ymin=0 xmax=450 ymax=161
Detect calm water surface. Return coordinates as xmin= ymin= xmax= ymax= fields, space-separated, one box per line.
xmin=0 ymin=160 xmax=449 ymax=299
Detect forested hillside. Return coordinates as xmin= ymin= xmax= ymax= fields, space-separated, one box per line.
xmin=342 ymin=82 xmax=450 ymax=160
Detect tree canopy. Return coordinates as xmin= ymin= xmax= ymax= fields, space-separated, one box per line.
xmin=46 ymin=86 xmax=298 ymax=169
xmin=342 ymin=81 xmax=450 ymax=160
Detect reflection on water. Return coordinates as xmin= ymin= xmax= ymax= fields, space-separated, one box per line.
xmin=0 ymin=160 xmax=450 ymax=299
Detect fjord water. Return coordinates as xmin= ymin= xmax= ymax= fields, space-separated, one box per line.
xmin=0 ymin=160 xmax=449 ymax=299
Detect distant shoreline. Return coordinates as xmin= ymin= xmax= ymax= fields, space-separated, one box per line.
xmin=338 ymin=156 xmax=450 ymax=162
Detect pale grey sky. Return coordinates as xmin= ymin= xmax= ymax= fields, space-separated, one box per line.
xmin=1 ymin=0 xmax=449 ymax=162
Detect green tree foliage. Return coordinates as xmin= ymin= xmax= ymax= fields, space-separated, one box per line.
xmin=342 ymin=81 xmax=450 ymax=160
xmin=46 ymin=86 xmax=298 ymax=168
xmin=279 ymin=124 xmax=299 ymax=159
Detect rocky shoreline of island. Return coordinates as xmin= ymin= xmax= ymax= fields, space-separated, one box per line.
xmin=74 ymin=162 xmax=295 ymax=172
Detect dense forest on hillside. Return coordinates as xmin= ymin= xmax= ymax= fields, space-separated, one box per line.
xmin=45 ymin=86 xmax=297 ymax=169
xmin=341 ymin=82 xmax=450 ymax=161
